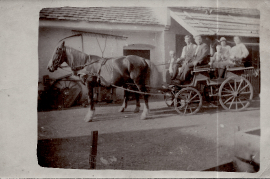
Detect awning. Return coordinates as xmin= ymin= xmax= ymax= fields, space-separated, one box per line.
xmin=169 ymin=7 xmax=260 ymax=37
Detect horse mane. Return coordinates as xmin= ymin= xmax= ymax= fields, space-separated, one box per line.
xmin=64 ymin=46 xmax=88 ymax=66
xmin=66 ymin=46 xmax=102 ymax=63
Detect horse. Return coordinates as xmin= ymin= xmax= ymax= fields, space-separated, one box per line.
xmin=47 ymin=41 xmax=163 ymax=122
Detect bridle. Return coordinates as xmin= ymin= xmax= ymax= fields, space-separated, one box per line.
xmin=53 ymin=46 xmax=66 ymax=70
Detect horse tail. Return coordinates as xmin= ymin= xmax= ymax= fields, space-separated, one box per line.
xmin=144 ymin=59 xmax=163 ymax=88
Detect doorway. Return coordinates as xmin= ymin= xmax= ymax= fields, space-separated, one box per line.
xmin=123 ymin=49 xmax=150 ymax=60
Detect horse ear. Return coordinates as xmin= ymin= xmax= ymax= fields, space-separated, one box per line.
xmin=62 ymin=41 xmax=65 ymax=47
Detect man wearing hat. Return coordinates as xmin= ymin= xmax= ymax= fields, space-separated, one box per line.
xmin=177 ymin=35 xmax=210 ymax=83
xmin=169 ymin=35 xmax=197 ymax=80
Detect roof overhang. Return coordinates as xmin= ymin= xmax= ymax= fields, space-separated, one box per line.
xmin=39 ymin=19 xmax=165 ymax=32
xmin=123 ymin=43 xmax=155 ymax=49
xmin=169 ymin=8 xmax=259 ymax=38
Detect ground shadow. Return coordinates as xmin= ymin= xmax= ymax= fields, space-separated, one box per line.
xmin=37 ymin=124 xmax=237 ymax=171
xmin=89 ymin=99 xmax=260 ymax=122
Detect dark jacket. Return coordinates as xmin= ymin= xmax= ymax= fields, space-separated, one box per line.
xmin=194 ymin=43 xmax=210 ymax=66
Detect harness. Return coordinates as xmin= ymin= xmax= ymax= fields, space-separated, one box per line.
xmin=97 ymin=58 xmax=109 ymax=75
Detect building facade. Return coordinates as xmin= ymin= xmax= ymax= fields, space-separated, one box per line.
xmin=38 ymin=6 xmax=260 ymax=104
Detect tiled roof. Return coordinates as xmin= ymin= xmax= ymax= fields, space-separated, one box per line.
xmin=40 ymin=7 xmax=163 ymax=26
xmin=170 ymin=7 xmax=260 ymax=37
xmin=170 ymin=7 xmax=260 ymax=18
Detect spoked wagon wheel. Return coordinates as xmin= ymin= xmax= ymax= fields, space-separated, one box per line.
xmin=219 ymin=76 xmax=253 ymax=111
xmin=174 ymin=87 xmax=202 ymax=115
xmin=164 ymin=91 xmax=175 ymax=107
xmin=51 ymin=79 xmax=82 ymax=109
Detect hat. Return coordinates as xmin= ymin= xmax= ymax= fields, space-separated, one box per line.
xmin=220 ymin=37 xmax=226 ymax=42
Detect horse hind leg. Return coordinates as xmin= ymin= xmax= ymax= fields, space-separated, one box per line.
xmin=128 ymin=58 xmax=148 ymax=119
xmin=84 ymin=79 xmax=96 ymax=122
xmin=134 ymin=84 xmax=149 ymax=120
xmin=118 ymin=89 xmax=129 ymax=112
xmin=141 ymin=93 xmax=149 ymax=120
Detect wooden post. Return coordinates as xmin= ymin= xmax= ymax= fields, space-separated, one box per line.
xmin=89 ymin=131 xmax=98 ymax=169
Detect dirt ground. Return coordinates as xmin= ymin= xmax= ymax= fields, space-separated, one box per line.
xmin=37 ymin=97 xmax=260 ymax=171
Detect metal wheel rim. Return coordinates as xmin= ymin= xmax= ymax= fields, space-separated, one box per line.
xmin=219 ymin=76 xmax=253 ymax=111
xmin=174 ymin=87 xmax=202 ymax=115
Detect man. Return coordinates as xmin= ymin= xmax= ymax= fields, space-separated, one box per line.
xmin=169 ymin=35 xmax=197 ymax=80
xmin=177 ymin=35 xmax=210 ymax=83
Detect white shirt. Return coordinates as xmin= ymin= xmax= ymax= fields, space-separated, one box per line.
xmin=230 ymin=43 xmax=249 ymax=60
xmin=181 ymin=43 xmax=197 ymax=59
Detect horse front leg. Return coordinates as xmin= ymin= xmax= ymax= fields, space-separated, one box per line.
xmin=118 ymin=88 xmax=129 ymax=112
xmin=141 ymin=94 xmax=149 ymax=120
xmin=84 ymin=80 xmax=96 ymax=122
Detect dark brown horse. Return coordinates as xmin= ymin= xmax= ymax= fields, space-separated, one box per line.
xmin=47 ymin=41 xmax=163 ymax=122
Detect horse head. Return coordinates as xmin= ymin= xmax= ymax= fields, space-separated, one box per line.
xmin=47 ymin=41 xmax=67 ymax=72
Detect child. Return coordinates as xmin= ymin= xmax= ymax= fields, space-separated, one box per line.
xmin=209 ymin=45 xmax=234 ymax=78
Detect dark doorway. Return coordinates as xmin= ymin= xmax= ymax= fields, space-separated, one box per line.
xmin=123 ymin=50 xmax=150 ymax=60
xmin=176 ymin=34 xmax=186 ymax=59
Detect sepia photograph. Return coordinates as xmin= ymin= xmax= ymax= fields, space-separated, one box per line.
xmin=3 ymin=0 xmax=270 ymax=178
xmin=37 ymin=5 xmax=261 ymax=172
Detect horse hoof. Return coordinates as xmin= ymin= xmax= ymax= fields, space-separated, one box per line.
xmin=118 ymin=107 xmax=125 ymax=112
xmin=84 ymin=110 xmax=95 ymax=122
xmin=140 ymin=114 xmax=147 ymax=120
xmin=134 ymin=107 xmax=140 ymax=113
xmin=84 ymin=117 xmax=93 ymax=122
xmin=85 ymin=119 xmax=93 ymax=122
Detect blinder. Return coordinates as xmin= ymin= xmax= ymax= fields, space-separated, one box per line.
xmin=53 ymin=46 xmax=66 ymax=70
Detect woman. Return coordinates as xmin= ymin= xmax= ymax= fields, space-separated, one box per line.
xmin=219 ymin=37 xmax=231 ymax=59
xmin=209 ymin=45 xmax=231 ymax=67
xmin=210 ymin=37 xmax=232 ymax=78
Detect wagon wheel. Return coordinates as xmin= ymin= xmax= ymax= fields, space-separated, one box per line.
xmin=219 ymin=76 xmax=253 ymax=111
xmin=164 ymin=91 xmax=175 ymax=107
xmin=51 ymin=79 xmax=82 ymax=109
xmin=174 ymin=87 xmax=202 ymax=115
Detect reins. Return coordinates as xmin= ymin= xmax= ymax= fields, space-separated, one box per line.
xmin=110 ymin=84 xmax=166 ymax=96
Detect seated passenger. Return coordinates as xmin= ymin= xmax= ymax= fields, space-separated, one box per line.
xmin=219 ymin=37 xmax=231 ymax=57
xmin=229 ymin=36 xmax=249 ymax=67
xmin=211 ymin=36 xmax=249 ymax=78
xmin=168 ymin=50 xmax=177 ymax=77
xmin=209 ymin=45 xmax=234 ymax=78
xmin=209 ymin=45 xmax=223 ymax=66
xmin=170 ymin=35 xmax=197 ymax=80
xmin=165 ymin=50 xmax=176 ymax=84
xmin=177 ymin=35 xmax=209 ymax=84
